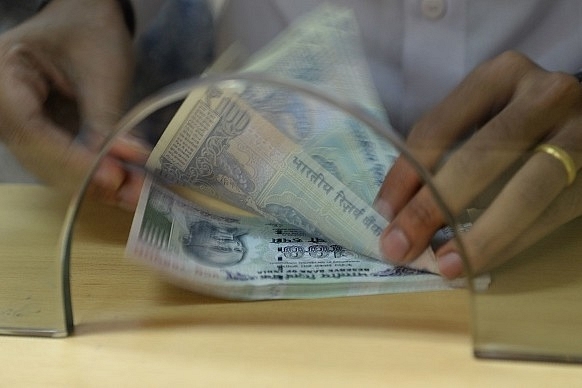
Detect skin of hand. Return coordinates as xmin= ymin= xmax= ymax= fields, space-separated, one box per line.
xmin=0 ymin=0 xmax=148 ymax=210
xmin=375 ymin=51 xmax=582 ymax=279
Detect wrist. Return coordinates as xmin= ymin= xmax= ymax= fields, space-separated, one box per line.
xmin=37 ymin=0 xmax=135 ymax=36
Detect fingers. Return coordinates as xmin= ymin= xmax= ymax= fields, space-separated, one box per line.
xmin=378 ymin=52 xmax=573 ymax=216
xmin=375 ymin=52 xmax=529 ymax=221
xmin=437 ymin=165 xmax=582 ymax=278
xmin=487 ymin=177 xmax=582 ymax=268
xmin=86 ymin=136 xmax=150 ymax=209
xmin=88 ymin=154 xmax=145 ymax=210
xmin=0 ymin=32 xmax=142 ymax=208
xmin=436 ymin=150 xmax=574 ymax=278
xmin=374 ymin=157 xmax=422 ymax=220
xmin=0 ymin=0 xmax=140 ymax=209
xmin=113 ymin=165 xmax=146 ymax=211
xmin=438 ymin=118 xmax=582 ymax=276
xmin=377 ymin=51 xmax=582 ymax=277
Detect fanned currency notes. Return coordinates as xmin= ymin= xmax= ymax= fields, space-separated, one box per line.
xmin=145 ymin=5 xmax=435 ymax=265
xmin=127 ymin=180 xmax=484 ymax=300
xmin=147 ymin=85 xmax=405 ymax=262
xmin=126 ymin=5 xmax=489 ymax=299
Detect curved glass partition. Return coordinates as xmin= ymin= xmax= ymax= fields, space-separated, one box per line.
xmin=471 ymin=219 xmax=582 ymax=363
xmin=68 ymin=72 xmax=472 ymax=303
xmin=0 ymin=71 xmax=473 ymax=337
xmin=1 ymin=3 xmax=580 ymax=366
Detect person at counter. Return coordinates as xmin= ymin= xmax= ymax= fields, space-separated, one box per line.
xmin=0 ymin=0 xmax=581 ymax=280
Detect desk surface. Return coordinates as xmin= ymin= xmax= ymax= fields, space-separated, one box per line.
xmin=1 ymin=184 xmax=581 ymax=387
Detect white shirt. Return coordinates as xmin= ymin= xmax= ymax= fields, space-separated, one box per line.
xmin=134 ymin=0 xmax=582 ymax=134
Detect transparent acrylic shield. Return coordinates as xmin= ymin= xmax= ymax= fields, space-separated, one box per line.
xmin=0 ymin=73 xmax=468 ymax=337
xmin=1 ymin=72 xmax=581 ymax=367
xmin=0 ymin=189 xmax=72 ymax=337
xmin=471 ymin=219 xmax=582 ymax=363
xmin=85 ymin=74 xmax=467 ymax=301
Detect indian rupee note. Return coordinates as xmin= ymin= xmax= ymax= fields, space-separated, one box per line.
xmin=240 ymin=4 xmax=396 ymax=203
xmin=144 ymin=5 xmax=438 ymax=269
xmin=126 ymin=180 xmax=487 ymax=300
xmin=147 ymin=86 xmax=398 ymax=261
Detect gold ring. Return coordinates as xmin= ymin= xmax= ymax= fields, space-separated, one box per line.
xmin=534 ymin=144 xmax=577 ymax=186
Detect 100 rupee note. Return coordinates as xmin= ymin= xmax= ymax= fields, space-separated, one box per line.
xmin=144 ymin=5 xmax=438 ymax=271
xmin=126 ymin=180 xmax=487 ymax=300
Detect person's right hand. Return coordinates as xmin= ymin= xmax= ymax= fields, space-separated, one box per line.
xmin=0 ymin=0 xmax=148 ymax=209
xmin=375 ymin=51 xmax=582 ymax=279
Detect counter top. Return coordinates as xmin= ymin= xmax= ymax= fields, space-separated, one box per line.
xmin=1 ymin=184 xmax=581 ymax=387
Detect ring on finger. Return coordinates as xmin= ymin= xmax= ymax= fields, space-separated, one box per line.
xmin=534 ymin=143 xmax=577 ymax=186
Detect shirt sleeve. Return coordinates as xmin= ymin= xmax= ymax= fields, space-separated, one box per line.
xmin=129 ymin=0 xmax=165 ymax=36
xmin=130 ymin=0 xmax=222 ymax=36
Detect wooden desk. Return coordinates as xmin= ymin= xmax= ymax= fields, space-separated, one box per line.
xmin=1 ymin=184 xmax=581 ymax=387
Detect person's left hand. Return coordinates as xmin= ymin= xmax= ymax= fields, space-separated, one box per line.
xmin=375 ymin=51 xmax=582 ymax=279
xmin=0 ymin=0 xmax=147 ymax=210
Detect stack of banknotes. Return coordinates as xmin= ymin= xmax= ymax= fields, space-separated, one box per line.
xmin=126 ymin=5 xmax=490 ymax=300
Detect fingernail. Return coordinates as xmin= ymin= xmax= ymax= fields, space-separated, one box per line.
xmin=437 ymin=251 xmax=464 ymax=279
xmin=374 ymin=197 xmax=394 ymax=220
xmin=116 ymin=185 xmax=138 ymax=212
xmin=381 ymin=227 xmax=410 ymax=263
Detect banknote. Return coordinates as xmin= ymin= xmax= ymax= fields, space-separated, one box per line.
xmin=124 ymin=4 xmax=477 ymax=300
xmin=126 ymin=180 xmax=488 ymax=300
xmin=240 ymin=4 xmax=396 ymax=203
xmin=144 ymin=5 xmax=438 ymax=269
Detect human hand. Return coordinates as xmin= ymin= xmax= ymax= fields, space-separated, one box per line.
xmin=0 ymin=0 xmax=147 ymax=209
xmin=375 ymin=51 xmax=582 ymax=279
